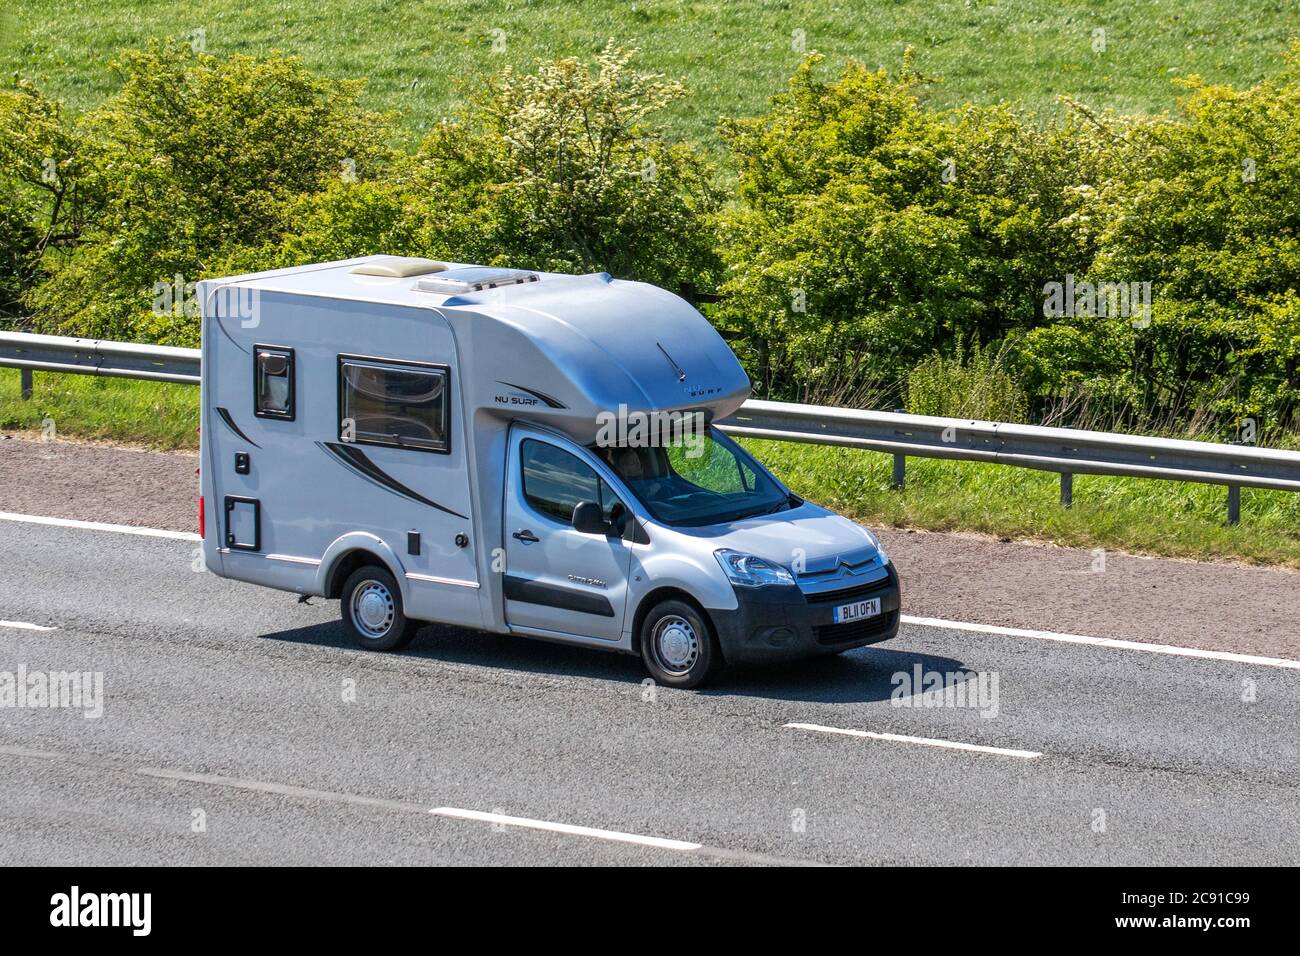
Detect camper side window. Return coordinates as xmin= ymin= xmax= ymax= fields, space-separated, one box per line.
xmin=254 ymin=346 xmax=295 ymax=420
xmin=521 ymin=439 xmax=620 ymax=526
xmin=338 ymin=356 xmax=450 ymax=453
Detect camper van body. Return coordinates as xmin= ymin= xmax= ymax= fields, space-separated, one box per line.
xmin=198 ymin=256 xmax=900 ymax=686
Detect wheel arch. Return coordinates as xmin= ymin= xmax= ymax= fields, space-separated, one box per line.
xmin=316 ymin=533 xmax=408 ymax=601
xmin=629 ymin=586 xmax=719 ymax=658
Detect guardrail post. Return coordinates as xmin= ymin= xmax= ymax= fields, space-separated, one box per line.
xmin=1060 ymin=472 xmax=1073 ymax=508
xmin=892 ymin=453 xmax=906 ymax=490
xmin=20 ymin=367 xmax=33 ymax=400
xmin=1227 ymin=485 xmax=1241 ymax=526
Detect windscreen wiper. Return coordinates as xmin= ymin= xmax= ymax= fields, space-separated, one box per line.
xmin=731 ymin=500 xmax=788 ymax=521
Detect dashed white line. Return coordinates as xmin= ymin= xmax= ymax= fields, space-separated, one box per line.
xmin=785 ymin=722 xmax=1043 ymax=759
xmin=4 ymin=744 xmax=817 ymax=862
xmin=429 ymin=807 xmax=703 ymax=851
xmin=0 ymin=620 xmax=55 ymax=632
xmin=901 ymin=615 xmax=1300 ymax=671
xmin=0 ymin=511 xmax=199 ymax=542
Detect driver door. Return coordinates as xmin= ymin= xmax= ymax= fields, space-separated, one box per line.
xmin=503 ymin=428 xmax=632 ymax=642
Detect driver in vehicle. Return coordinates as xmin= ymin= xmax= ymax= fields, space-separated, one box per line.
xmin=602 ymin=446 xmax=667 ymax=501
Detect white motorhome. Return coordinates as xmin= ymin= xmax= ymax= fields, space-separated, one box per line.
xmin=198 ymin=256 xmax=899 ymax=687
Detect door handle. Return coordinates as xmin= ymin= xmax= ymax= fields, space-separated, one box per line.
xmin=512 ymin=529 xmax=540 ymax=543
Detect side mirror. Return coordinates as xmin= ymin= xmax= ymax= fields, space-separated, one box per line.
xmin=607 ymin=501 xmax=628 ymax=536
xmin=572 ymin=501 xmax=614 ymax=536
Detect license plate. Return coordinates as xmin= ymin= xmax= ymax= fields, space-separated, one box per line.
xmin=833 ymin=597 xmax=881 ymax=624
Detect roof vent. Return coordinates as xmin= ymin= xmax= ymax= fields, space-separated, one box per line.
xmin=415 ymin=267 xmax=540 ymax=295
xmin=351 ymin=256 xmax=448 ymax=278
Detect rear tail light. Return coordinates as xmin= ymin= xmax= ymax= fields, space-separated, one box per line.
xmin=199 ymin=495 xmax=205 ymax=539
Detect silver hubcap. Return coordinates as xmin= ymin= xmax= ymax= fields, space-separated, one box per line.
xmin=352 ymin=580 xmax=395 ymax=639
xmin=653 ymin=615 xmax=699 ymax=673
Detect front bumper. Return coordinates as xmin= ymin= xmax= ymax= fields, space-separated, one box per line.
xmin=708 ymin=563 xmax=901 ymax=665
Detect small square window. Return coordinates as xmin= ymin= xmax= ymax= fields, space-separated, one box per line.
xmin=338 ymin=356 xmax=450 ymax=453
xmin=255 ymin=345 xmax=295 ymax=420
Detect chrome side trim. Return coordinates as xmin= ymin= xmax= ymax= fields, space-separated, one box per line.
xmin=266 ymin=553 xmax=321 ymax=566
xmin=217 ymin=549 xmax=320 ymax=566
xmin=406 ymin=572 xmax=480 ymax=589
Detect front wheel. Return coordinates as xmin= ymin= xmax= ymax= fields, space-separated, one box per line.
xmin=640 ymin=600 xmax=720 ymax=689
xmin=340 ymin=565 xmax=419 ymax=651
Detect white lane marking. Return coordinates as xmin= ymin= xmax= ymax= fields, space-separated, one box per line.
xmin=901 ymin=614 xmax=1300 ymax=671
xmin=2 ymin=744 xmax=815 ymax=864
xmin=0 ymin=620 xmax=55 ymax=631
xmin=3 ymin=507 xmax=1296 ymax=672
xmin=430 ymin=806 xmax=703 ymax=852
xmin=785 ymin=722 xmax=1043 ymax=760
xmin=0 ymin=511 xmax=199 ymax=542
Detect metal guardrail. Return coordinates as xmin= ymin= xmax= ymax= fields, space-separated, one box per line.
xmin=717 ymin=400 xmax=1300 ymax=523
xmin=4 ymin=331 xmax=1297 ymax=524
xmin=0 ymin=332 xmax=201 ymax=385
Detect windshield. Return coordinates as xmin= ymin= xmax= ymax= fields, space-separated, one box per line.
xmin=594 ymin=426 xmax=793 ymax=528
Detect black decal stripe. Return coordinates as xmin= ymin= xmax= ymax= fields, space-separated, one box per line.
xmin=218 ymin=318 xmax=250 ymax=353
xmin=216 ymin=406 xmax=260 ymax=448
xmin=496 ymin=381 xmax=566 ymax=409
xmin=504 ymin=575 xmax=614 ymax=617
xmin=318 ymin=442 xmax=468 ymax=519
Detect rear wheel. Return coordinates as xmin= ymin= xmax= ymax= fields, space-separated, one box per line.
xmin=639 ymin=599 xmax=719 ymax=689
xmin=340 ymin=565 xmax=418 ymax=651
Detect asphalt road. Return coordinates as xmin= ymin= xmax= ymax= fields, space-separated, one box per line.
xmin=2 ymin=518 xmax=1298 ymax=866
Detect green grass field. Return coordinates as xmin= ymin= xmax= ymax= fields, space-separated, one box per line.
xmin=3 ymin=0 xmax=1297 ymax=147
xmin=5 ymin=369 xmax=1299 ymax=567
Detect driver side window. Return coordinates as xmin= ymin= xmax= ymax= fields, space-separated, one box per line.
xmin=521 ymin=439 xmax=621 ymax=526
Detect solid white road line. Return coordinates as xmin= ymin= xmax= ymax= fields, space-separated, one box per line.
xmin=429 ymin=806 xmax=703 ymax=852
xmin=4 ymin=507 xmax=1299 ymax=672
xmin=901 ymin=614 xmax=1300 ymax=672
xmin=785 ymin=722 xmax=1043 ymax=760
xmin=0 ymin=620 xmax=56 ymax=631
xmin=0 ymin=511 xmax=199 ymax=542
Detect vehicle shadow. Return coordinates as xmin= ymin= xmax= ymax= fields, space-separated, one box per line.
xmin=707 ymin=646 xmax=973 ymax=704
xmin=259 ymin=620 xmax=970 ymax=705
xmin=261 ymin=619 xmax=645 ymax=684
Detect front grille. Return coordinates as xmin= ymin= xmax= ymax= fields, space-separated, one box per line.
xmin=800 ymin=567 xmax=895 ymax=605
xmin=814 ymin=610 xmax=899 ymax=646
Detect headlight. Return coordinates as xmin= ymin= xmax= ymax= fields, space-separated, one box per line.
xmin=715 ymin=549 xmax=795 ymax=588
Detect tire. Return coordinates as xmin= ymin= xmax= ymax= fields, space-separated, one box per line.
xmin=340 ymin=565 xmax=419 ymax=652
xmin=639 ymin=599 xmax=720 ymax=689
